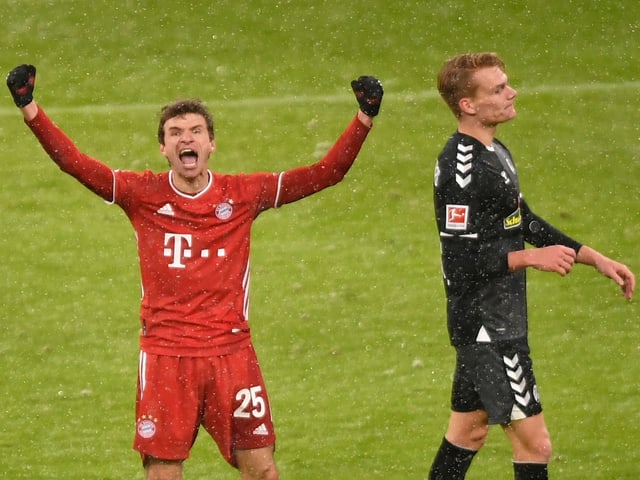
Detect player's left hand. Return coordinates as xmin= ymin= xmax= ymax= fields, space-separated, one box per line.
xmin=596 ymin=257 xmax=635 ymax=300
xmin=351 ymin=76 xmax=383 ymax=117
xmin=6 ymin=64 xmax=36 ymax=108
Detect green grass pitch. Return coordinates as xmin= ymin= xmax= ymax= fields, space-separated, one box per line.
xmin=1 ymin=1 xmax=639 ymax=478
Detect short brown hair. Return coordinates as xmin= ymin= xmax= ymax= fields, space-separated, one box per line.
xmin=157 ymin=98 xmax=215 ymax=144
xmin=437 ymin=52 xmax=506 ymax=118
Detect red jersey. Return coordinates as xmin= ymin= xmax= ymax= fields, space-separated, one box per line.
xmin=27 ymin=108 xmax=371 ymax=356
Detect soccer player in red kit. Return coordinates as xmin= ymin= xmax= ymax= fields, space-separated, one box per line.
xmin=6 ymin=64 xmax=383 ymax=480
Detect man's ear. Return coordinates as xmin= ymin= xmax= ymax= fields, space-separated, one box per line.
xmin=159 ymin=143 xmax=167 ymax=157
xmin=459 ymin=98 xmax=476 ymax=115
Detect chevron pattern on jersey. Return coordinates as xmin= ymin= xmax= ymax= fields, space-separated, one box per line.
xmin=503 ymin=353 xmax=531 ymax=407
xmin=455 ymin=143 xmax=474 ymax=188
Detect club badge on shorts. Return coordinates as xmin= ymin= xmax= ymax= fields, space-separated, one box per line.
xmin=137 ymin=415 xmax=158 ymax=439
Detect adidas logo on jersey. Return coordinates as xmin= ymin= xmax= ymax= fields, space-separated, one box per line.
xmin=157 ymin=203 xmax=175 ymax=216
xmin=253 ymin=423 xmax=269 ymax=436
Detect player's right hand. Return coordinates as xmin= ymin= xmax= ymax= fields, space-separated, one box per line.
xmin=351 ymin=76 xmax=383 ymax=117
xmin=531 ymin=245 xmax=577 ymax=276
xmin=6 ymin=64 xmax=36 ymax=108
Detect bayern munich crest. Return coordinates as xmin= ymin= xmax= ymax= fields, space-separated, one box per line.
xmin=215 ymin=202 xmax=233 ymax=220
xmin=137 ymin=417 xmax=157 ymax=439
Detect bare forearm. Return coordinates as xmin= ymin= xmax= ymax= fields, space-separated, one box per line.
xmin=511 ymin=244 xmax=635 ymax=300
xmin=357 ymin=110 xmax=373 ymax=128
xmin=508 ymin=245 xmax=577 ymax=276
xmin=21 ymin=101 xmax=38 ymax=121
xmin=507 ymin=249 xmax=533 ymax=272
xmin=575 ymin=245 xmax=603 ymax=267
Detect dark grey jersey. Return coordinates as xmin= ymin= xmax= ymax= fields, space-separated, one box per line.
xmin=433 ymin=132 xmax=581 ymax=347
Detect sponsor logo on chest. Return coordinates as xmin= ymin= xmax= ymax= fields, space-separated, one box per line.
xmin=504 ymin=207 xmax=522 ymax=229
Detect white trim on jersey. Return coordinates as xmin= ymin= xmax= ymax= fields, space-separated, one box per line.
xmin=105 ymin=169 xmax=118 ymax=205
xmin=138 ymin=351 xmax=147 ymax=399
xmin=273 ymin=171 xmax=285 ymax=208
xmin=242 ymin=259 xmax=251 ymax=320
xmin=440 ymin=231 xmax=479 ymax=239
xmin=168 ymin=170 xmax=213 ymax=198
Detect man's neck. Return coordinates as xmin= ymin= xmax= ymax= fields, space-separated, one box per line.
xmin=457 ymin=122 xmax=497 ymax=147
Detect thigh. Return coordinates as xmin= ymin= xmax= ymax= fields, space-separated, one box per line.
xmin=450 ymin=349 xmax=483 ymax=413
xmin=455 ymin=340 xmax=542 ymax=425
xmin=134 ymin=352 xmax=201 ymax=461
xmin=202 ymin=344 xmax=277 ymax=467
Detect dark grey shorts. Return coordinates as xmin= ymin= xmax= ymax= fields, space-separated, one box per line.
xmin=451 ymin=338 xmax=543 ymax=424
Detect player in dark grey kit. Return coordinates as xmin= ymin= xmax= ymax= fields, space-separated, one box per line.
xmin=429 ymin=52 xmax=635 ymax=480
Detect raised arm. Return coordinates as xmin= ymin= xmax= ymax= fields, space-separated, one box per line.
xmin=7 ymin=64 xmax=116 ymax=201
xmin=276 ymin=76 xmax=383 ymax=205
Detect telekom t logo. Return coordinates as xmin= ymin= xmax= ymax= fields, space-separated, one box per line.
xmin=163 ymin=233 xmax=218 ymax=268
xmin=164 ymin=233 xmax=193 ymax=268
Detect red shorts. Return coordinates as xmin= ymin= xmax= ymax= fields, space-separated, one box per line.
xmin=133 ymin=344 xmax=276 ymax=466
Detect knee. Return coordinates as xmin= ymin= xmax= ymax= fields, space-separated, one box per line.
xmin=448 ymin=423 xmax=489 ymax=451
xmin=467 ymin=423 xmax=490 ymax=450
xmin=236 ymin=448 xmax=279 ymax=480
xmin=533 ymin=435 xmax=552 ymax=462
xmin=261 ymin=463 xmax=279 ymax=480
xmin=242 ymin=462 xmax=278 ymax=480
xmin=527 ymin=426 xmax=552 ymax=462
xmin=446 ymin=410 xmax=490 ymax=451
xmin=515 ymin=431 xmax=552 ymax=463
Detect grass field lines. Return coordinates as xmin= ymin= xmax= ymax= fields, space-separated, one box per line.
xmin=0 ymin=79 xmax=639 ymax=117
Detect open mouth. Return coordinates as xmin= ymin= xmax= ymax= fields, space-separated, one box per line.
xmin=179 ymin=148 xmax=198 ymax=166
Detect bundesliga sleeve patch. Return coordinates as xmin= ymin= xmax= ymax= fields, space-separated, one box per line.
xmin=446 ymin=204 xmax=469 ymax=231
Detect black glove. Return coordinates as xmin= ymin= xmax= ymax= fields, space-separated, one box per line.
xmin=6 ymin=64 xmax=36 ymax=108
xmin=351 ymin=75 xmax=383 ymax=117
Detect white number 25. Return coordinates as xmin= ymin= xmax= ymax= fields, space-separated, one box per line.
xmin=234 ymin=385 xmax=266 ymax=419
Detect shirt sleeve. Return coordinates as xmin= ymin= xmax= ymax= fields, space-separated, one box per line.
xmin=521 ymin=197 xmax=583 ymax=252
xmin=274 ymin=115 xmax=371 ymax=206
xmin=25 ymin=108 xmax=115 ymax=202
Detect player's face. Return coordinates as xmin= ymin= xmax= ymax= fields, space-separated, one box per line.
xmin=466 ymin=66 xmax=517 ymax=126
xmin=160 ymin=113 xmax=216 ymax=181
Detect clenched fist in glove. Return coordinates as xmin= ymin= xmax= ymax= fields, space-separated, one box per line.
xmin=7 ymin=64 xmax=36 ymax=108
xmin=351 ymin=76 xmax=383 ymax=117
